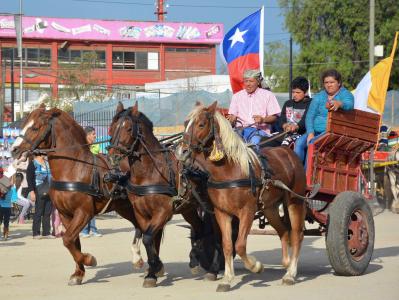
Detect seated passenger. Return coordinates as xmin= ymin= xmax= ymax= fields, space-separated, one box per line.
xmin=227 ymin=69 xmax=281 ymax=148
xmin=294 ymin=69 xmax=354 ymax=165
xmin=277 ymin=76 xmax=312 ymax=147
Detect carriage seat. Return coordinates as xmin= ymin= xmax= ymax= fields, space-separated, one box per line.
xmin=306 ymin=109 xmax=381 ymax=194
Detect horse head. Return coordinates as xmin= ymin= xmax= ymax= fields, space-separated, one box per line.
xmin=176 ymin=101 xmax=222 ymax=163
xmin=109 ymin=101 xmax=154 ymax=158
xmin=11 ymin=104 xmax=62 ymax=159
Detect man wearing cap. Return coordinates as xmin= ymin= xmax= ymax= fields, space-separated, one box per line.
xmin=227 ymin=69 xmax=281 ymax=146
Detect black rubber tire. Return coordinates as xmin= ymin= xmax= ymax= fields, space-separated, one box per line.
xmin=326 ymin=191 xmax=375 ymax=276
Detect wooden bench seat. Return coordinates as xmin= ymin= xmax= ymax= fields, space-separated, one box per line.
xmin=306 ymin=109 xmax=381 ymax=196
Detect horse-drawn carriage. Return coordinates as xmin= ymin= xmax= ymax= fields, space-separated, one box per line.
xmin=10 ymin=102 xmax=380 ymax=292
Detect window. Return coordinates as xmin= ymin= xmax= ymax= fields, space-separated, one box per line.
xmin=124 ymin=52 xmax=135 ymax=69
xmin=57 ymin=49 xmax=106 ymax=68
xmin=112 ymin=51 xmax=123 ymax=69
xmin=1 ymin=47 xmax=52 ymax=67
xmin=112 ymin=51 xmax=158 ymax=70
xmin=136 ymin=52 xmax=147 ymax=69
xmin=165 ymin=47 xmax=210 ymax=53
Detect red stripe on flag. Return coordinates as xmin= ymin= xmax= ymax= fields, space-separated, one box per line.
xmin=227 ymin=53 xmax=260 ymax=94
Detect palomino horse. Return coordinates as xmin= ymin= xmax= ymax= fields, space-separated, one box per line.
xmin=11 ymin=105 xmax=143 ymax=285
xmin=176 ymin=102 xmax=307 ymax=292
xmin=108 ymin=102 xmax=225 ymax=287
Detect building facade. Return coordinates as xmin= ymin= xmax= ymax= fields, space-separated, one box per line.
xmin=0 ymin=15 xmax=223 ymax=115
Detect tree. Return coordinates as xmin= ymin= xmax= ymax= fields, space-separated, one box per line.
xmin=263 ymin=40 xmax=293 ymax=92
xmin=50 ymin=51 xmax=107 ymax=111
xmin=279 ymin=0 xmax=399 ymax=91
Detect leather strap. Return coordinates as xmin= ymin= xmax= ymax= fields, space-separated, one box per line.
xmin=207 ymin=178 xmax=261 ymax=189
xmin=126 ymin=181 xmax=177 ymax=197
xmin=51 ymin=181 xmax=103 ymax=197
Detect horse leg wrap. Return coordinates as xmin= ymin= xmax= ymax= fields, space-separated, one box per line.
xmin=143 ymin=230 xmax=162 ymax=279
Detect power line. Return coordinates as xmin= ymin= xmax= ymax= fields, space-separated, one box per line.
xmin=69 ymin=0 xmax=283 ymax=9
xmin=71 ymin=0 xmax=153 ymax=6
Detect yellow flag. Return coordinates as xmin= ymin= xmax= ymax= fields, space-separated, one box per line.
xmin=367 ymin=32 xmax=398 ymax=113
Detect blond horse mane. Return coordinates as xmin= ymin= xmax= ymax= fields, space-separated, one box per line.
xmin=187 ymin=105 xmax=259 ymax=176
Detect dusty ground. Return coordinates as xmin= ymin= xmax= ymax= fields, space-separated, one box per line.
xmin=1 ymin=210 xmax=398 ymax=300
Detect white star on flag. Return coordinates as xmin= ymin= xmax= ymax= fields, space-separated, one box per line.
xmin=229 ymin=27 xmax=248 ymax=48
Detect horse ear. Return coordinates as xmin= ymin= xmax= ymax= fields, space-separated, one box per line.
xmin=116 ymin=101 xmax=124 ymax=114
xmin=207 ymin=101 xmax=218 ymax=114
xmin=131 ymin=101 xmax=139 ymax=116
xmin=195 ymin=101 xmax=202 ymax=107
xmin=39 ymin=103 xmax=46 ymax=111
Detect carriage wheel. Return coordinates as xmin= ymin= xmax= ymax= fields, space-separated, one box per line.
xmin=325 ymin=191 xmax=375 ymax=276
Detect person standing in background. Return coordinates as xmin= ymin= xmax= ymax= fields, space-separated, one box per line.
xmin=28 ymin=155 xmax=54 ymax=239
xmin=80 ymin=126 xmax=102 ymax=238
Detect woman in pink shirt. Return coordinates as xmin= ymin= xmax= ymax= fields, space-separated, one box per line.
xmin=227 ymin=69 xmax=281 ymax=147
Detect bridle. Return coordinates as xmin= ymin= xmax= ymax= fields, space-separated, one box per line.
xmin=182 ymin=112 xmax=216 ymax=154
xmin=109 ymin=109 xmax=142 ymax=158
xmin=108 ymin=110 xmax=174 ymax=183
xmin=17 ymin=116 xmax=57 ymax=154
xmin=108 ymin=109 xmax=179 ymax=197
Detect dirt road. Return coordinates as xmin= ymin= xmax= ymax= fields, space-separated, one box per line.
xmin=1 ymin=211 xmax=398 ymax=300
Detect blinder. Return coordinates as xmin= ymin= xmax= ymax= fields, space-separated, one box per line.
xmin=18 ymin=117 xmax=56 ymax=154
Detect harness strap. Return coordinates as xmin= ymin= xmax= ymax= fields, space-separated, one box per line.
xmin=126 ymin=181 xmax=177 ymax=197
xmin=51 ymin=181 xmax=103 ymax=197
xmin=207 ymin=178 xmax=262 ymax=190
xmin=91 ymin=154 xmax=101 ymax=195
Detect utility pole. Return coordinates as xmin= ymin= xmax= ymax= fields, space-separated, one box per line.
xmin=155 ymin=0 xmax=167 ymax=21
xmin=1 ymin=54 xmax=5 ymax=128
xmin=369 ymin=0 xmax=375 ymax=68
xmin=19 ymin=0 xmax=24 ymax=119
xmin=289 ymin=36 xmax=293 ymax=100
xmin=11 ymin=50 xmax=15 ymax=123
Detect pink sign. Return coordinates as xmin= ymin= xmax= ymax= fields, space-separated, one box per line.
xmin=0 ymin=16 xmax=223 ymax=44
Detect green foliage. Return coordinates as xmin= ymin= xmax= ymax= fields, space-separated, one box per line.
xmin=279 ymin=0 xmax=399 ymax=91
xmin=264 ymin=41 xmax=292 ymax=92
xmin=50 ymin=51 xmax=107 ymax=111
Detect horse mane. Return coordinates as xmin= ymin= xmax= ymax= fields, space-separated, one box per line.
xmin=188 ymin=105 xmax=259 ymax=176
xmin=49 ymin=108 xmax=87 ymax=144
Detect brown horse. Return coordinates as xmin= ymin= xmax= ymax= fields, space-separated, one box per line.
xmin=175 ymin=102 xmax=307 ymax=291
xmin=11 ymin=105 xmax=144 ymax=285
xmin=108 ymin=102 xmax=226 ymax=287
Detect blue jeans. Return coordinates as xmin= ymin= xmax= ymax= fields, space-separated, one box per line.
xmin=240 ymin=127 xmax=269 ymax=149
xmin=81 ymin=218 xmax=98 ymax=235
xmin=294 ymin=132 xmax=324 ymax=169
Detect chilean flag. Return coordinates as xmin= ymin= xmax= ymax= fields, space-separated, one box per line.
xmin=220 ymin=7 xmax=264 ymax=94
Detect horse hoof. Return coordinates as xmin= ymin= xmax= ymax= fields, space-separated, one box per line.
xmin=68 ymin=276 xmax=83 ymax=286
xmin=89 ymin=255 xmax=97 ymax=267
xmin=156 ymin=264 xmax=165 ymax=277
xmin=132 ymin=258 xmax=144 ymax=269
xmin=143 ymin=278 xmax=157 ymax=288
xmin=216 ymin=284 xmax=230 ymax=292
xmin=254 ymin=261 xmax=264 ymax=273
xmin=190 ymin=265 xmax=201 ymax=275
xmin=282 ymin=276 xmax=295 ymax=286
xmin=203 ymin=273 xmax=217 ymax=281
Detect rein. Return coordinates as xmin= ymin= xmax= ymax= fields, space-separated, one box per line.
xmin=17 ymin=113 xmax=116 ymax=206
xmin=109 ymin=109 xmax=177 ymax=197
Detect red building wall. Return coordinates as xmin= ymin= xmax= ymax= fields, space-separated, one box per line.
xmin=0 ymin=38 xmax=217 ymax=99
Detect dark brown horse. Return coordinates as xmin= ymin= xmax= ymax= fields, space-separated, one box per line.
xmin=175 ymin=102 xmax=307 ymax=292
xmin=108 ymin=102 xmax=225 ymax=287
xmin=11 ymin=105 xmax=143 ymax=285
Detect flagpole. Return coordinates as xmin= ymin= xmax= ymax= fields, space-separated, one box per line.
xmin=289 ymin=36 xmax=293 ymax=100
xmin=259 ymin=6 xmax=264 ymax=76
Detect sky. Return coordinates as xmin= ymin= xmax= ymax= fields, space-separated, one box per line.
xmin=0 ymin=0 xmax=289 ymax=46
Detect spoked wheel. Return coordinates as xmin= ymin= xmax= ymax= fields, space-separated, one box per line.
xmin=326 ymin=191 xmax=375 ymax=276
